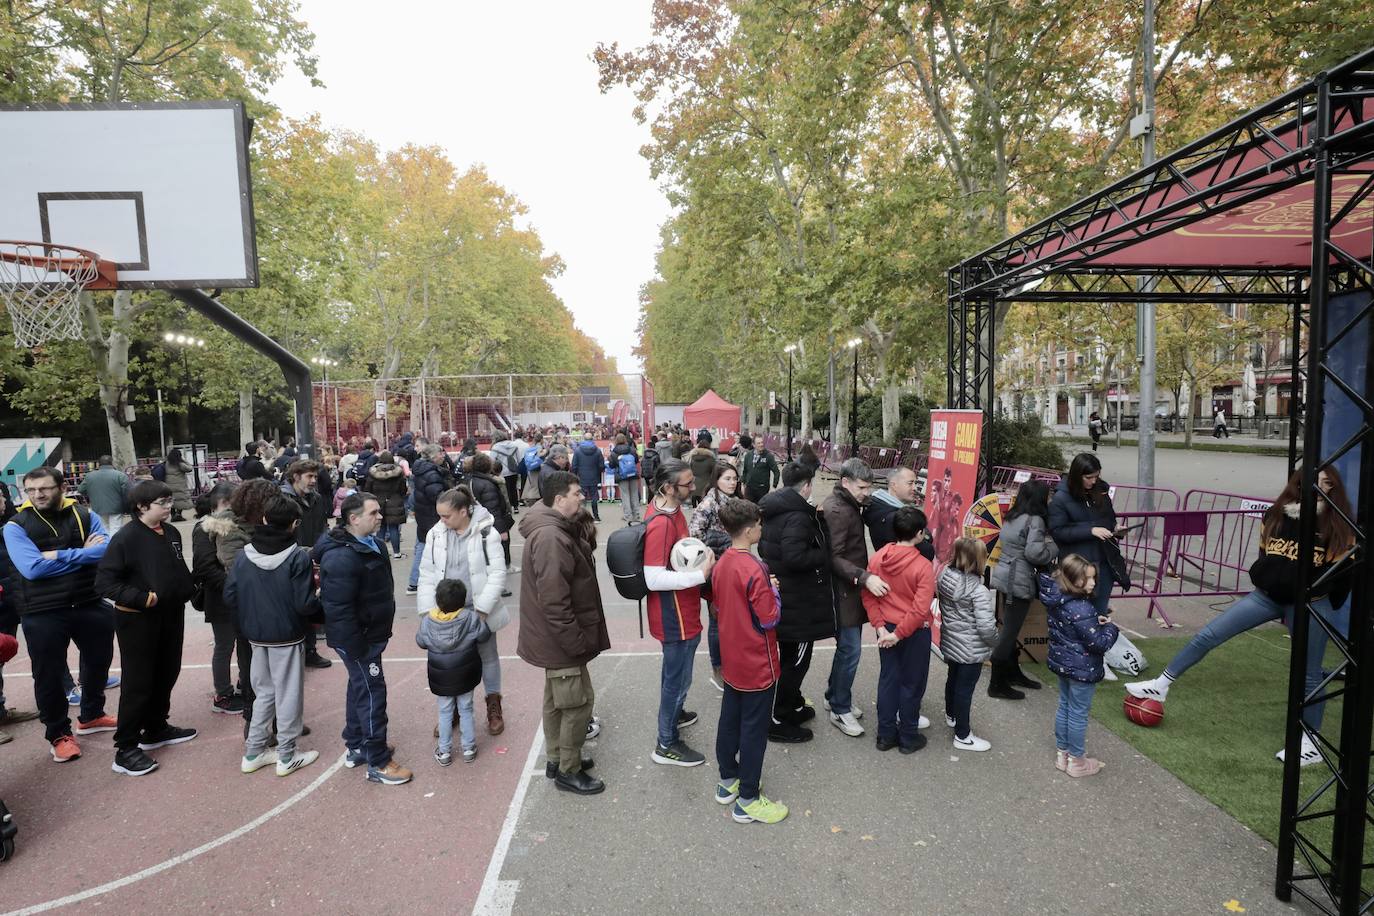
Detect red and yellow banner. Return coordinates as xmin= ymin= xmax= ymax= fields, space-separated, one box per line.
xmin=925 ymin=409 xmax=984 ymax=571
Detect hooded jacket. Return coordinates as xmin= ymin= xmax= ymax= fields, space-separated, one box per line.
xmin=862 ymin=543 xmax=935 ymax=640
xmin=224 ymin=526 xmax=314 ymax=645
xmin=468 ymin=473 xmax=514 ymax=534
xmin=1040 ymin=572 xmax=1118 ymax=683
xmin=757 ymin=486 xmax=837 ymax=642
xmin=238 ymin=451 xmax=269 ymax=481
xmin=192 ymin=515 xmax=233 ymax=623
xmin=490 ymin=438 xmax=523 ymax=478
xmin=1248 ymin=502 xmax=1352 ymax=607
xmin=281 ymin=480 xmax=329 ymax=550
xmin=411 ymin=457 xmax=455 ymax=539
xmin=416 ymin=504 xmax=506 ymax=619
xmin=822 ymin=486 xmax=872 ymax=628
xmin=571 ymin=439 xmax=606 ymax=492
xmin=363 ymin=460 xmax=408 ymax=526
xmin=1048 ymin=478 xmax=1117 ymax=569
xmin=516 ymin=503 xmax=609 ymax=669
xmin=936 ymin=567 xmax=999 ymax=664
xmin=95 ymin=516 xmax=195 ymax=612
xmin=206 ymin=508 xmax=254 ymax=573
xmin=312 ymin=526 xmax=396 ymax=658
xmin=416 ymin=607 xmax=491 ymax=697
xmin=990 ymin=513 xmax=1059 ymax=601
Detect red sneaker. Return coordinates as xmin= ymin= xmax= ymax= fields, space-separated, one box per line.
xmin=51 ymin=734 xmax=81 ymax=762
xmin=74 ymin=714 xmax=117 ymax=735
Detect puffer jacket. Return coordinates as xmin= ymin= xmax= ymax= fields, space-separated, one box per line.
xmin=191 ymin=516 xmax=233 ymax=623
xmin=416 ymin=504 xmax=506 ymax=618
xmin=416 ymin=608 xmax=491 ymax=697
xmin=822 ymin=487 xmax=871 ymax=628
xmin=363 ymin=461 xmax=408 ymax=526
xmin=758 ymin=486 xmax=837 ymax=642
xmin=1049 ymin=479 xmax=1116 ymax=570
xmin=571 ymin=440 xmax=606 ymax=492
xmin=468 ymin=473 xmax=514 ymax=534
xmin=206 ymin=509 xmax=253 ymax=573
xmin=516 ymin=503 xmax=609 ymax=669
xmin=1040 ymin=572 xmax=1118 ymax=683
xmin=224 ymin=526 xmax=314 ymax=645
xmin=991 ymin=513 xmax=1058 ymax=600
xmin=935 ymin=568 xmax=999 ymax=664
xmin=312 ymin=526 xmax=395 ymax=658
xmin=411 ymin=457 xmax=455 ymax=539
xmin=610 ymin=442 xmax=639 ymax=481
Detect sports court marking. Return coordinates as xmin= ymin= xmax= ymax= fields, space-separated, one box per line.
xmin=1 ymin=753 xmax=347 ymax=916
xmin=472 ymin=721 xmax=545 ymax=916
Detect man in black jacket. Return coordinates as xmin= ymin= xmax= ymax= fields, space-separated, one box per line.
xmin=238 ymin=442 xmax=269 ymax=481
xmin=314 ymin=492 xmax=411 ymax=786
xmin=757 ymin=462 xmax=836 ymax=742
xmin=95 ymin=479 xmax=197 ymax=776
xmin=282 ymin=459 xmax=332 ymax=669
xmin=407 ymin=443 xmax=454 ymax=595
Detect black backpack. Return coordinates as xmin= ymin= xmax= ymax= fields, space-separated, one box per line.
xmin=641 ymin=447 xmax=661 ymax=484
xmin=606 ymin=523 xmax=648 ymax=600
xmin=151 ymin=462 xmax=166 ymax=481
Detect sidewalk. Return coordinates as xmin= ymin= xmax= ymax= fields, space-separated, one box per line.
xmin=1050 ymin=423 xmax=1290 ymax=452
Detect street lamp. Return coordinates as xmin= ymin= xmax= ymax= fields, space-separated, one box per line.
xmin=162 ymin=331 xmax=207 ymax=491
xmin=783 ymin=343 xmax=798 ymax=460
xmin=846 ymin=336 xmax=862 ymax=455
xmin=311 ymin=356 xmax=339 ymax=450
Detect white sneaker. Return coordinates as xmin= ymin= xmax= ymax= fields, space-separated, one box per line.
xmin=1100 ymin=665 xmax=1118 ymax=681
xmin=1125 ymin=677 xmax=1169 ymax=701
xmin=829 ymin=711 xmax=864 ymax=737
xmin=241 ymin=749 xmax=279 ymax=773
xmin=823 ymin=699 xmax=863 ymax=720
xmin=1276 ymin=734 xmax=1320 ymax=767
xmin=276 ymin=749 xmax=319 ymax=777
xmin=944 ymin=714 xmax=956 ymax=728
xmin=585 ymin=716 xmax=602 ymax=741
xmin=917 ymin=715 xmax=930 ymax=730
xmin=953 ymin=733 xmax=991 ymax=752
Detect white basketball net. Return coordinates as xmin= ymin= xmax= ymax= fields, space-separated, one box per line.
xmin=0 ymin=242 xmax=97 ymax=348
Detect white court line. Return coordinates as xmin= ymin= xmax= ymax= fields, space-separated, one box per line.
xmin=2 ymin=753 xmax=348 ymax=916
xmin=472 ymin=721 xmax=545 ymax=916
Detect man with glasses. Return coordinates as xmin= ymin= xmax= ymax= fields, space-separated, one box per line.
xmin=2 ymin=467 xmax=114 ymax=762
xmin=644 ymin=459 xmax=715 ymax=768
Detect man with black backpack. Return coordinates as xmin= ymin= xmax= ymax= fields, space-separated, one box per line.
xmin=609 ymin=433 xmax=641 ymax=525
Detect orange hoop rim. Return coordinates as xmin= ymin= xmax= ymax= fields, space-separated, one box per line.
xmin=0 ymin=239 xmax=118 ymax=290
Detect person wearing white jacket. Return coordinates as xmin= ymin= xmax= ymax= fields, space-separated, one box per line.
xmin=417 ymin=486 xmax=508 ymax=735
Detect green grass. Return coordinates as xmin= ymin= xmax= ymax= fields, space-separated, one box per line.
xmin=1054 ymin=434 xmax=1290 ymax=457
xmin=1028 ymin=628 xmax=1346 ymax=861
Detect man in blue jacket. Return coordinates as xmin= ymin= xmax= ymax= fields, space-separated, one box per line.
xmin=571 ymin=432 xmax=605 ymax=522
xmin=313 ymin=492 xmax=411 ymax=785
xmin=3 ymin=467 xmax=113 ymax=762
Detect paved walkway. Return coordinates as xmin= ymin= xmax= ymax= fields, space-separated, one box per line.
xmin=0 ymin=509 xmax=1312 ymax=915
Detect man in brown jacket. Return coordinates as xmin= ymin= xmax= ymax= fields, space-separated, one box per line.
xmin=822 ymin=459 xmax=889 ymax=738
xmin=517 ymin=469 xmax=610 ymax=795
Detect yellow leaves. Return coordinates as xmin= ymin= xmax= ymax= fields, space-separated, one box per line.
xmin=1222 ymin=901 xmax=1246 ymax=913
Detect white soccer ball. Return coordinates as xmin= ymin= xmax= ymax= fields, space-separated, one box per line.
xmin=670 ymin=536 xmax=711 ymax=572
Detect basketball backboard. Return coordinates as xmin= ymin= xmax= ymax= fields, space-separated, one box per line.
xmin=0 ymin=101 xmax=258 ymax=289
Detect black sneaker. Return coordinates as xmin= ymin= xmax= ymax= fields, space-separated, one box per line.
xmin=875 ymin=735 xmax=898 ymax=752
xmin=677 ymin=709 xmax=698 ymax=729
xmin=138 ymin=725 xmax=198 ymax=750
xmin=651 ymin=741 xmax=705 ymax=767
xmin=545 ymin=757 xmax=595 ymax=779
xmin=777 ymin=705 xmax=815 ymax=725
xmin=304 ymin=652 xmax=333 ymax=669
xmin=112 ymin=747 xmax=159 ymax=776
xmin=767 ymin=722 xmax=813 ymax=743
xmin=211 ymin=693 xmax=245 ymax=715
xmin=898 ymin=734 xmax=928 ymax=755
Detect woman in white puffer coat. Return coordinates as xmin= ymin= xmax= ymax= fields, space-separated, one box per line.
xmin=417 ymin=486 xmax=509 ymax=736
xmin=936 ymin=537 xmax=1000 ymax=753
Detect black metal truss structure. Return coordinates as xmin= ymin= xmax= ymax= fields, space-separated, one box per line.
xmin=947 ymin=45 xmax=1374 ymax=915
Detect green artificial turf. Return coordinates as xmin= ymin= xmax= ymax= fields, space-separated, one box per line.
xmin=1028 ymin=626 xmax=1347 ymax=863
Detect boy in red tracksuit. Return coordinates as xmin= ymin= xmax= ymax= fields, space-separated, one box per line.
xmin=863 ymin=506 xmax=937 ymax=754
xmin=710 ymin=498 xmax=787 ymax=825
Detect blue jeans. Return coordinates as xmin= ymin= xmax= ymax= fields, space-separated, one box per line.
xmin=707 ymin=610 xmax=721 ymax=669
xmin=1056 ymin=676 xmax=1097 ymax=757
xmin=382 ymin=524 xmax=401 ymax=554
xmin=479 ymin=633 xmax=502 ymax=693
xmin=335 ymin=641 xmax=391 ymax=767
xmin=1164 ymin=589 xmax=1340 ymax=730
xmin=875 ymin=626 xmax=931 ymax=747
xmin=825 ymin=624 xmax=863 ymax=714
xmin=657 ymin=635 xmax=700 ymax=747
xmin=716 ymin=684 xmax=773 ymax=800
xmin=943 ymin=661 xmax=982 ymax=741
xmin=408 ymin=539 xmax=424 ymax=589
xmin=437 ymin=691 xmax=475 ymax=755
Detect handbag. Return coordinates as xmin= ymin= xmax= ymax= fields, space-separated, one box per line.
xmin=1101 ymin=536 xmax=1131 ymax=590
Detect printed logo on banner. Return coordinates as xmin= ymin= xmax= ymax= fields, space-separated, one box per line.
xmin=1013 ymin=469 xmax=1031 ymax=483
xmin=1240 ymin=498 xmax=1273 ymax=519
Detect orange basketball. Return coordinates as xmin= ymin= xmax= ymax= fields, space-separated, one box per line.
xmin=1123 ymin=694 xmax=1165 ymax=727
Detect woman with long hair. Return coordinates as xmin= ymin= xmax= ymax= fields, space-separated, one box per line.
xmin=689 ymin=460 xmax=743 ymax=689
xmin=1127 ymin=466 xmax=1354 ymax=766
xmin=1048 ymin=453 xmax=1124 ymax=617
xmin=988 ymin=478 xmax=1058 ymax=699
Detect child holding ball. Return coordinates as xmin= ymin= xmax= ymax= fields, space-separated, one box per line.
xmin=1041 ymin=554 xmax=1119 ymax=777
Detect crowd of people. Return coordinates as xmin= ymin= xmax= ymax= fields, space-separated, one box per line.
xmin=0 ymin=423 xmax=1344 ymax=828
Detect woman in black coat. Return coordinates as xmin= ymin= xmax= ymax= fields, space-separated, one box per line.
xmin=191 ymin=483 xmax=247 ymax=713
xmin=1048 ymin=452 xmax=1124 ymax=616
xmin=467 ymin=453 xmax=515 ymax=567
xmin=362 ymin=451 xmax=409 ymax=559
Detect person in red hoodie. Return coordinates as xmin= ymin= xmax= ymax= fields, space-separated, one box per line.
xmin=863 ymin=507 xmax=937 ymax=754
xmin=710 ymin=498 xmax=787 ymax=824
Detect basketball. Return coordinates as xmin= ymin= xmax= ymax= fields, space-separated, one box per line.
xmin=1124 ymin=694 xmax=1165 ymax=727
xmin=670 ymin=536 xmax=711 ymax=572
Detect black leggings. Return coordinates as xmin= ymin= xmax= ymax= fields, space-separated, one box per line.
xmin=992 ymin=596 xmax=1031 ymax=663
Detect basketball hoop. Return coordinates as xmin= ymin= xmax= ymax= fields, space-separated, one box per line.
xmin=0 ymin=241 xmax=117 ymax=348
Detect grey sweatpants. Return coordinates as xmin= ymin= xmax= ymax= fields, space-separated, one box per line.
xmin=246 ymin=642 xmax=305 ymax=761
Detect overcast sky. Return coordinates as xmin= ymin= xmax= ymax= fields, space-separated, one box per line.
xmin=269 ymin=1 xmax=668 ymax=373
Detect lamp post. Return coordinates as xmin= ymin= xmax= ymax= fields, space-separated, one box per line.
xmin=163 ymin=332 xmax=207 ymax=491
xmin=311 ymin=357 xmax=339 ymax=452
xmin=783 ymin=343 xmax=798 ymax=460
xmin=846 ymin=336 xmax=862 ymax=455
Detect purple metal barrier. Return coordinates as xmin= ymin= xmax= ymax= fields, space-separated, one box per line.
xmin=1111 ymin=507 xmax=1263 ymax=627
xmin=1182 ymin=488 xmax=1274 ymax=514
xmin=1107 ymin=483 xmax=1181 ymax=514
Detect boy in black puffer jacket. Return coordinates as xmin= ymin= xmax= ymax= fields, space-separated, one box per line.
xmin=416 ymin=579 xmax=491 ymax=766
xmin=225 ymin=494 xmax=319 ymax=778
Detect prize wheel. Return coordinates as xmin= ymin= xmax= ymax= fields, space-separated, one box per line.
xmin=963 ymin=491 xmax=1014 ymax=564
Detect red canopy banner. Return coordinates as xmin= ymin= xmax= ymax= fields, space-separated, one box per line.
xmin=683 ymin=389 xmax=742 ymax=444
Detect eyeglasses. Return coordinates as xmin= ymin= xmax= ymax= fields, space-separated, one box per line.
xmin=152 ymin=498 xmax=175 ymax=507
xmin=23 ymin=485 xmax=59 ymax=495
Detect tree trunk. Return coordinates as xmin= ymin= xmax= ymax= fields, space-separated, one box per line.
xmin=742 ymin=403 xmax=755 ymax=432
xmin=882 ymin=380 xmax=901 ymax=445
xmin=79 ymin=291 xmax=137 ymax=467
xmin=826 ymin=340 xmax=836 ymax=440
xmin=239 ymin=386 xmax=254 ymax=451
xmin=800 ymin=388 xmax=813 ymax=442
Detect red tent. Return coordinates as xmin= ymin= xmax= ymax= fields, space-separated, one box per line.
xmin=683 ymin=390 xmax=742 ymax=442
